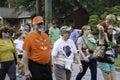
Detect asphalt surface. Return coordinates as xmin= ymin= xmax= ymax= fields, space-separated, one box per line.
xmin=5 ymin=63 xmax=120 ymax=80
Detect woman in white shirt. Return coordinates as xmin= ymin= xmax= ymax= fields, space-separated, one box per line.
xmin=52 ymin=26 xmax=83 ymax=80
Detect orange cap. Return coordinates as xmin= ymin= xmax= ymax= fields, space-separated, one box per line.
xmin=33 ymin=16 xmax=44 ymax=24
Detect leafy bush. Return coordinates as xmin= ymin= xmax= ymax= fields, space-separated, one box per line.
xmin=115 ymin=55 xmax=120 ymax=67
xmin=88 ymin=5 xmax=120 ymax=39
xmin=88 ymin=15 xmax=101 ymax=39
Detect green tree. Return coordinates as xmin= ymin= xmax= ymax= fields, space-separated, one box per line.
xmin=88 ymin=15 xmax=100 ymax=38
xmin=7 ymin=0 xmax=120 ymax=17
xmin=0 ymin=0 xmax=8 ymax=7
xmin=89 ymin=5 xmax=120 ymax=38
xmin=7 ymin=0 xmax=42 ymax=15
xmin=7 ymin=0 xmax=35 ymax=11
xmin=78 ymin=0 xmax=120 ymax=15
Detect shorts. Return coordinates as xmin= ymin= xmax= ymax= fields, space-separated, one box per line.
xmin=98 ymin=62 xmax=115 ymax=73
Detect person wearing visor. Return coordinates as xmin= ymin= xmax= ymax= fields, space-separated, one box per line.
xmin=52 ymin=26 xmax=83 ymax=80
xmin=23 ymin=16 xmax=52 ymax=80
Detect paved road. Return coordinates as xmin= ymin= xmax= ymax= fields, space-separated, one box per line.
xmin=71 ymin=63 xmax=120 ymax=80
xmin=5 ymin=63 xmax=120 ymax=80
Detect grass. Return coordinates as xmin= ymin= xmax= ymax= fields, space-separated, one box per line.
xmin=115 ymin=55 xmax=120 ymax=68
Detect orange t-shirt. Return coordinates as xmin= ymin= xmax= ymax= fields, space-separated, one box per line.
xmin=23 ymin=32 xmax=51 ymax=64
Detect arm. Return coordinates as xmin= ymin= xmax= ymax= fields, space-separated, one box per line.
xmin=51 ymin=56 xmax=55 ymax=66
xmin=74 ymin=53 xmax=83 ymax=72
xmin=104 ymin=33 xmax=109 ymax=43
xmin=23 ymin=50 xmax=32 ymax=78
xmin=97 ymin=24 xmax=104 ymax=31
xmin=51 ymin=55 xmax=56 ymax=72
xmin=78 ymin=44 xmax=89 ymax=62
xmin=51 ymin=40 xmax=58 ymax=64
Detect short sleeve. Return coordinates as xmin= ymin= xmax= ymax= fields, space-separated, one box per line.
xmin=77 ymin=37 xmax=83 ymax=45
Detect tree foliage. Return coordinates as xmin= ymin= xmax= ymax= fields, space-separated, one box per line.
xmin=78 ymin=0 xmax=120 ymax=16
xmin=6 ymin=0 xmax=120 ymax=37
xmin=7 ymin=0 xmax=35 ymax=11
xmin=52 ymin=0 xmax=75 ymax=18
xmin=0 ymin=0 xmax=8 ymax=7
xmin=7 ymin=0 xmax=120 ymax=18
xmin=89 ymin=5 xmax=120 ymax=38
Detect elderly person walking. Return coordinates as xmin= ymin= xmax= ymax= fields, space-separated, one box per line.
xmin=52 ymin=26 xmax=83 ymax=80
xmin=23 ymin=16 xmax=53 ymax=80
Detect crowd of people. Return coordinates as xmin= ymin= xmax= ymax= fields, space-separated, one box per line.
xmin=0 ymin=14 xmax=120 ymax=80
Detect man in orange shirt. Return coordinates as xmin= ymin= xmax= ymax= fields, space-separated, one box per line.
xmin=23 ymin=16 xmax=52 ymax=80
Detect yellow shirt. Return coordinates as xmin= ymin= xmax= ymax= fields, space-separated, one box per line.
xmin=0 ymin=39 xmax=15 ymax=62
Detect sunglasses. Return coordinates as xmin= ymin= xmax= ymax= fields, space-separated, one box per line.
xmin=3 ymin=30 xmax=10 ymax=33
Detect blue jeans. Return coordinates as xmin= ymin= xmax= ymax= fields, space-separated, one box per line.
xmin=76 ymin=59 xmax=97 ymax=80
xmin=0 ymin=60 xmax=16 ymax=80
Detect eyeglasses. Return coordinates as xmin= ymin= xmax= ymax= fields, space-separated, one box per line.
xmin=3 ymin=30 xmax=9 ymax=33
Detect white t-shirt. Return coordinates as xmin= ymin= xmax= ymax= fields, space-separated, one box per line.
xmin=52 ymin=38 xmax=77 ymax=66
xmin=14 ymin=39 xmax=24 ymax=55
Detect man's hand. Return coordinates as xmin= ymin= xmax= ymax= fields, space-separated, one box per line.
xmin=51 ymin=65 xmax=54 ymax=73
xmin=25 ymin=69 xmax=32 ymax=79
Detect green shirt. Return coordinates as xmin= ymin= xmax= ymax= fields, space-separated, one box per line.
xmin=0 ymin=39 xmax=16 ymax=62
xmin=49 ymin=27 xmax=60 ymax=44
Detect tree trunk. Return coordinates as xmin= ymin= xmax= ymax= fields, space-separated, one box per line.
xmin=45 ymin=0 xmax=52 ymax=31
xmin=36 ymin=0 xmax=42 ymax=16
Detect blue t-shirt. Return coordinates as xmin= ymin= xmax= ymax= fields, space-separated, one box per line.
xmin=70 ymin=29 xmax=80 ymax=41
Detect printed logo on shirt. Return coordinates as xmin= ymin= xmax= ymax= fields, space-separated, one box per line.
xmin=35 ymin=38 xmax=48 ymax=50
xmin=63 ymin=45 xmax=71 ymax=57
